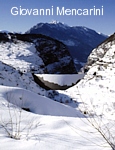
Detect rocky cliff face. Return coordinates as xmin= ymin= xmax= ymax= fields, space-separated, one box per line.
xmin=34 ymin=36 xmax=77 ymax=74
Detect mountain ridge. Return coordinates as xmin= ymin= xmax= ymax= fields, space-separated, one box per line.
xmin=26 ymin=21 xmax=108 ymax=70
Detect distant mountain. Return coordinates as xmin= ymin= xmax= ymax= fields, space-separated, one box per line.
xmin=26 ymin=21 xmax=108 ymax=70
xmin=0 ymin=30 xmax=11 ymax=33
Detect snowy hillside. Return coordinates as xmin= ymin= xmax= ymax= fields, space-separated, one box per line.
xmin=0 ymin=85 xmax=112 ymax=150
xmin=0 ymin=29 xmax=115 ymax=150
xmin=0 ymin=40 xmax=47 ymax=95
xmin=67 ymin=33 xmax=115 ymax=118
xmin=0 ymin=32 xmax=77 ymax=93
xmin=0 ymin=33 xmax=77 ymax=74
xmin=26 ymin=21 xmax=107 ymax=70
xmin=0 ymin=41 xmax=45 ymax=73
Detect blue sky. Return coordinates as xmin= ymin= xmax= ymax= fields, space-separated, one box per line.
xmin=0 ymin=0 xmax=115 ymax=35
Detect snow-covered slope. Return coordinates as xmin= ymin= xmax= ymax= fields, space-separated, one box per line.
xmin=0 ymin=85 xmax=111 ymax=150
xmin=0 ymin=85 xmax=82 ymax=117
xmin=26 ymin=21 xmax=107 ymax=70
xmin=0 ymin=60 xmax=46 ymax=95
xmin=0 ymin=33 xmax=115 ymax=150
xmin=0 ymin=41 xmax=44 ymax=73
xmin=0 ymin=33 xmax=77 ymax=95
xmin=0 ymin=39 xmax=47 ymax=95
xmin=0 ymin=33 xmax=77 ymax=74
xmin=67 ymin=33 xmax=115 ymax=118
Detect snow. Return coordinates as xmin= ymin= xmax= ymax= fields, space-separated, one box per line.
xmin=0 ymin=34 xmax=115 ymax=149
xmin=0 ymin=30 xmax=11 ymax=33
xmin=0 ymin=41 xmax=47 ymax=97
xmin=0 ymin=42 xmax=44 ymax=73
xmin=49 ymin=20 xmax=69 ymax=29
xmin=0 ymin=85 xmax=83 ymax=117
xmin=35 ymin=74 xmax=84 ymax=86
xmin=66 ymin=40 xmax=115 ymax=119
xmin=0 ymin=85 xmax=112 ymax=150
xmin=62 ymin=39 xmax=75 ymax=46
xmin=98 ymin=32 xmax=108 ymax=38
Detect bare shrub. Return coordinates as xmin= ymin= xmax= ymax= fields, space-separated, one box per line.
xmin=0 ymin=92 xmax=40 ymax=140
